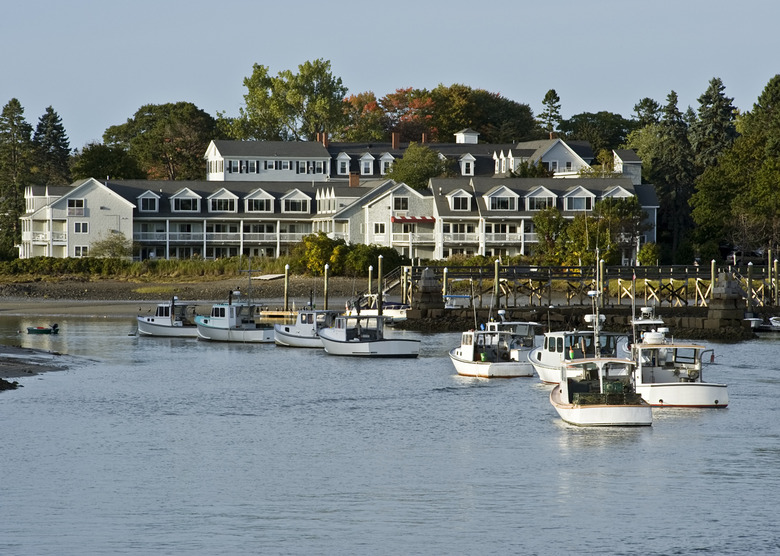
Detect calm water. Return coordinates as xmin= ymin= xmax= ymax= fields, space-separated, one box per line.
xmin=1 ymin=314 xmax=779 ymax=555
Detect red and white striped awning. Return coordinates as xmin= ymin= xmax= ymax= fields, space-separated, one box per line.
xmin=390 ymin=216 xmax=436 ymax=223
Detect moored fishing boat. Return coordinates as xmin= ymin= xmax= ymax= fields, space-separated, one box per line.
xmin=319 ymin=314 xmax=420 ymax=357
xmin=194 ymin=291 xmax=274 ymax=343
xmin=549 ymin=357 xmax=652 ymax=426
xmin=137 ymin=297 xmax=198 ymax=338
xmin=630 ymin=307 xmax=727 ymax=407
xmin=449 ymin=328 xmax=535 ymax=378
xmin=274 ymin=309 xmax=341 ymax=348
xmin=528 ymin=324 xmax=629 ymax=384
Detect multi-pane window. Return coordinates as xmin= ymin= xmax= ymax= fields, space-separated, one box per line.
xmin=284 ymin=199 xmax=307 ymax=212
xmin=210 ymin=198 xmax=235 ymax=212
xmin=339 ymin=161 xmax=348 ymax=174
xmin=173 ymin=198 xmax=198 ymax=211
xmin=67 ymin=199 xmax=84 ymax=216
xmin=74 ymin=246 xmax=88 ymax=257
xmin=382 ymin=160 xmax=392 ymax=174
xmin=247 ymin=199 xmax=271 ymax=212
xmin=74 ymin=222 xmax=88 ymax=234
xmin=374 ymin=222 xmax=385 ymax=234
xmin=529 ymin=197 xmax=553 ymax=210
xmin=490 ymin=196 xmax=515 ymax=210
xmin=566 ymin=197 xmax=593 ymax=210
xmin=453 ymin=196 xmax=470 ymax=211
xmin=393 ymin=197 xmax=408 ymax=211
xmin=140 ymin=197 xmax=157 ymax=211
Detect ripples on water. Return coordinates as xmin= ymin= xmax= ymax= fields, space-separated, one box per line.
xmin=1 ymin=316 xmax=779 ymax=555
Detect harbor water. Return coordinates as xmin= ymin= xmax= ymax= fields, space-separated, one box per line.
xmin=1 ymin=314 xmax=779 ymax=555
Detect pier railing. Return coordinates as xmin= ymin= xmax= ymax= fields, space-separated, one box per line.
xmin=399 ymin=261 xmax=780 ymax=309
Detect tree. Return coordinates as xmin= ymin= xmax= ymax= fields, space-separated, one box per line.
xmin=380 ymin=87 xmax=436 ymax=142
xmin=88 ymin=232 xmax=133 ymax=258
xmin=538 ymin=89 xmax=562 ymax=135
xmin=633 ymin=97 xmax=661 ymax=127
xmin=559 ymin=111 xmax=637 ymax=154
xmin=531 ymin=207 xmax=568 ymax=266
xmin=234 ymin=59 xmax=348 ymax=141
xmin=650 ymin=91 xmax=696 ymax=259
xmin=509 ymin=160 xmax=554 ymax=178
xmin=292 ymin=232 xmax=347 ymax=275
xmin=386 ymin=142 xmax=449 ymax=189
xmin=691 ymin=75 xmax=780 ymax=253
xmin=0 ymin=98 xmax=35 ymax=257
xmin=32 ymin=106 xmax=71 ymax=185
xmin=70 ymin=142 xmax=146 ymax=180
xmin=430 ymin=85 xmax=537 ymax=143
xmin=104 ymin=102 xmax=217 ymax=180
xmin=338 ymin=91 xmax=388 ymax=142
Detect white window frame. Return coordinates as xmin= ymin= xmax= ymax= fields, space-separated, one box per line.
xmin=139 ymin=197 xmax=158 ymax=212
xmin=173 ymin=197 xmax=199 ymax=212
xmin=74 ymin=245 xmax=88 ymax=257
xmin=247 ymin=198 xmax=272 ymax=212
xmin=452 ymin=196 xmax=470 ymax=211
xmin=67 ymin=198 xmax=85 ymax=216
xmin=373 ymin=222 xmax=386 ymax=234
xmin=566 ymin=196 xmax=593 ymax=211
xmin=393 ymin=197 xmax=409 ymax=211
xmin=74 ymin=222 xmax=88 ymax=234
xmin=490 ymin=196 xmax=515 ymax=211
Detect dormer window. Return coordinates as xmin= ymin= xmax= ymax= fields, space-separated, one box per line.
xmin=490 ymin=196 xmax=515 ymax=210
xmin=139 ymin=196 xmax=158 ymax=212
xmin=529 ymin=197 xmax=554 ymax=210
xmin=174 ymin=198 xmax=198 ymax=212
xmin=210 ymin=198 xmax=235 ymax=212
xmin=566 ymin=196 xmax=593 ymax=210
xmin=247 ymin=198 xmax=272 ymax=212
xmin=361 ymin=160 xmax=373 ymax=175
xmin=283 ymin=198 xmax=309 ymax=212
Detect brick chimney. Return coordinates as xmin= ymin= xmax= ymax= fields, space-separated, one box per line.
xmin=392 ymin=131 xmax=400 ymax=150
xmin=349 ymin=171 xmax=360 ymax=187
xmin=321 ymin=131 xmax=329 ymax=147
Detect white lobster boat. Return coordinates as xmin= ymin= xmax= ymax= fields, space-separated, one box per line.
xmin=630 ymin=307 xmax=727 ymax=407
xmin=550 ymin=357 xmax=652 ymax=427
xmin=137 ymin=297 xmax=198 ymax=338
xmin=529 ymin=325 xmax=629 ymax=384
xmin=449 ymin=328 xmax=535 ymax=378
xmin=194 ymin=291 xmax=274 ymax=343
xmin=318 ymin=314 xmax=420 ymax=357
xmin=274 ymin=309 xmax=341 ymax=348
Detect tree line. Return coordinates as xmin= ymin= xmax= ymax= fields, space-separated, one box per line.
xmin=1 ymin=58 xmax=778 ymax=265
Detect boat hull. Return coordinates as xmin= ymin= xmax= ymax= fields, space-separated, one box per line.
xmin=550 ymin=385 xmax=652 ymax=426
xmin=195 ymin=321 xmax=274 ymax=343
xmin=636 ymin=382 xmax=729 ymax=407
xmin=450 ymin=350 xmax=534 ymax=378
xmin=319 ymin=332 xmax=419 ymax=358
xmin=137 ymin=317 xmax=198 ymax=338
xmin=273 ymin=325 xmax=323 ymax=348
xmin=27 ymin=327 xmax=58 ymax=335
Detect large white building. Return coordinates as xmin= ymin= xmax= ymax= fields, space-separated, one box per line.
xmin=18 ymin=137 xmax=657 ymax=262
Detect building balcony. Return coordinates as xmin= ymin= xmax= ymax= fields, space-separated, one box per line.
xmin=391 ymin=232 xmax=436 ymax=244
xmin=442 ymin=233 xmax=480 ymax=244
xmin=484 ymin=232 xmax=524 ymax=244
xmin=23 ymin=231 xmax=67 ymax=243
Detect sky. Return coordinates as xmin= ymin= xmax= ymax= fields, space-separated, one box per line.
xmin=2 ymin=0 xmax=778 ymax=150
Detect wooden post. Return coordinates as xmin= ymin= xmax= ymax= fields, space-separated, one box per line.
xmin=710 ymin=259 xmax=716 ymax=302
xmin=368 ymin=265 xmax=373 ymax=297
xmin=377 ymin=255 xmax=383 ymax=316
xmin=494 ymin=259 xmax=500 ymax=308
xmin=323 ymin=264 xmax=329 ymax=310
xmin=284 ymin=264 xmax=289 ymax=311
xmin=443 ymin=267 xmax=449 ymax=299
xmin=747 ymin=262 xmax=753 ymax=311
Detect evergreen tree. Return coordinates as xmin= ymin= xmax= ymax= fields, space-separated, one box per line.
xmin=538 ymin=89 xmax=562 ymax=135
xmin=690 ymin=78 xmax=738 ymax=171
xmin=0 ymin=98 xmax=35 ymax=258
xmin=633 ymin=97 xmax=661 ymax=127
xmin=651 ymin=91 xmax=696 ymax=259
xmin=33 ymin=106 xmax=71 ymax=185
xmin=70 ymin=142 xmax=146 ymax=180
